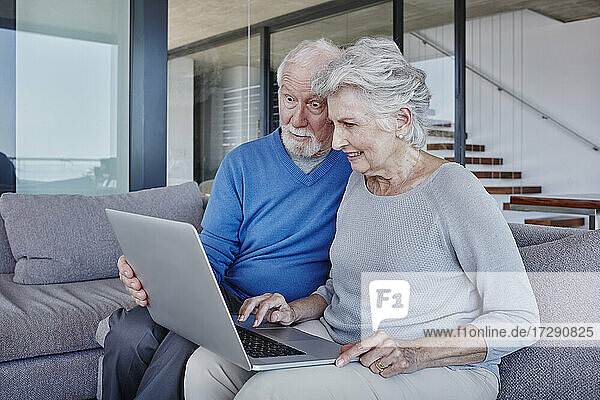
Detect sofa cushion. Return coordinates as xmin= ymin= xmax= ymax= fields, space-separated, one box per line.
xmin=0 ymin=182 xmax=204 ymax=284
xmin=0 ymin=274 xmax=134 ymax=363
xmin=498 ymin=230 xmax=600 ymax=396
xmin=519 ymin=229 xmax=600 ymax=323
xmin=0 ymin=214 xmax=15 ymax=274
xmin=519 ymin=229 xmax=600 ymax=273
xmin=0 ymin=347 xmax=103 ymax=400
xmin=498 ymin=346 xmax=600 ymax=399
xmin=508 ymin=222 xmax=582 ymax=247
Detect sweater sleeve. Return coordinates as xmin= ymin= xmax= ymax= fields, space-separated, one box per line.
xmin=431 ymin=165 xmax=540 ymax=363
xmin=199 ymin=154 xmax=244 ymax=284
xmin=313 ymin=278 xmax=335 ymax=304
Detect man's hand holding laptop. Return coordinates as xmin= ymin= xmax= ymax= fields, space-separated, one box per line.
xmin=117 ymin=255 xmax=148 ymax=307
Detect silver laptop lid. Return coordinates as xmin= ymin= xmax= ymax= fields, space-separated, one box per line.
xmin=105 ymin=209 xmax=252 ymax=371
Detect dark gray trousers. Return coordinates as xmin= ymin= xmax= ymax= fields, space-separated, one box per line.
xmin=102 ymin=286 xmax=244 ymax=400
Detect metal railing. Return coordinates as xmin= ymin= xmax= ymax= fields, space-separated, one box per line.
xmin=410 ymin=31 xmax=600 ymax=153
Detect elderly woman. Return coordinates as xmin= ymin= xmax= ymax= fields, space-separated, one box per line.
xmin=231 ymin=37 xmax=539 ymax=399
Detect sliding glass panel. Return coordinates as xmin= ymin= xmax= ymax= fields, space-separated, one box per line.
xmin=168 ymin=36 xmax=260 ymax=186
xmin=403 ymin=1 xmax=455 ymax=161
xmin=270 ymin=1 xmax=393 ymax=129
xmin=0 ymin=1 xmax=16 ymax=194
xmin=13 ymin=0 xmax=129 ymax=194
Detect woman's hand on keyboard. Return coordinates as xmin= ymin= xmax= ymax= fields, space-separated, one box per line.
xmin=237 ymin=293 xmax=297 ymax=327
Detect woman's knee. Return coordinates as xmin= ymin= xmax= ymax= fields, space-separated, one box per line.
xmin=185 ymin=347 xmax=253 ymax=400
xmin=235 ymin=370 xmax=305 ymax=400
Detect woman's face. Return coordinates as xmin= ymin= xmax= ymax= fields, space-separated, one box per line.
xmin=328 ymin=87 xmax=404 ymax=176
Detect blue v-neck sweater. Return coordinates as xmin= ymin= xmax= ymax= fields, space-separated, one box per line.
xmin=200 ymin=130 xmax=352 ymax=301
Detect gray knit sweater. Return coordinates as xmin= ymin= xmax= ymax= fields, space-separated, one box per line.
xmin=314 ymin=162 xmax=539 ymax=380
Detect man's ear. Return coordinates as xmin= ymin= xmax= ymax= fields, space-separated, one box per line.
xmin=395 ymin=107 xmax=412 ymax=139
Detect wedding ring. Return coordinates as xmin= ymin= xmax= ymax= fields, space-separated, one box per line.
xmin=374 ymin=358 xmax=388 ymax=372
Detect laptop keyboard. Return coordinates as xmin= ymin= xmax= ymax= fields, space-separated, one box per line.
xmin=236 ymin=326 xmax=305 ymax=358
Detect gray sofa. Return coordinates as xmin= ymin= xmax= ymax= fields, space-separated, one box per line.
xmin=1 ymin=181 xmax=598 ymax=399
xmin=0 ymin=182 xmax=207 ymax=399
xmin=498 ymin=225 xmax=600 ymax=398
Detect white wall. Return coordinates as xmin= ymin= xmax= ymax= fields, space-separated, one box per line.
xmin=0 ymin=28 xmax=15 ymax=158
xmin=167 ymin=57 xmax=195 ymax=186
xmin=404 ymin=10 xmax=600 ymax=221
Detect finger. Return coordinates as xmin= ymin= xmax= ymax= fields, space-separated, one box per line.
xmin=121 ymin=275 xmax=141 ymax=291
xmin=117 ymin=255 xmax=126 ymax=272
xmin=368 ymin=353 xmax=394 ymax=375
xmin=336 ymin=342 xmax=373 ymax=367
xmin=118 ymin=255 xmax=133 ymax=278
xmin=361 ymin=344 xmax=394 ymax=369
xmin=121 ymin=275 xmax=142 ymax=290
xmin=137 ymin=289 xmax=148 ymax=301
xmin=125 ymin=286 xmax=136 ymax=298
xmin=237 ymin=293 xmax=271 ymax=322
xmin=336 ymin=331 xmax=387 ymax=367
xmin=119 ymin=269 xmax=137 ymax=287
xmin=379 ymin=350 xmax=410 ymax=378
xmin=126 ymin=286 xmax=147 ymax=301
xmin=254 ymin=295 xmax=285 ymax=327
xmin=269 ymin=308 xmax=293 ymax=325
xmin=128 ymin=277 xmax=141 ymax=291
xmin=237 ymin=298 xmax=258 ymax=321
xmin=340 ymin=343 xmax=357 ymax=353
xmin=253 ymin=295 xmax=283 ymax=326
xmin=361 ymin=338 xmax=396 ymax=367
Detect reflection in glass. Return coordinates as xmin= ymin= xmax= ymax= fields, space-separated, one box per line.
xmin=14 ymin=0 xmax=129 ymax=194
xmin=0 ymin=152 xmax=16 ymax=194
xmin=168 ymin=37 xmax=261 ymax=184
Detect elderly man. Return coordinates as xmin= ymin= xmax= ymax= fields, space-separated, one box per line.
xmin=102 ymin=38 xmax=351 ymax=400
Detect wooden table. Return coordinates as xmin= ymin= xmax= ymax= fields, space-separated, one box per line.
xmin=506 ymin=193 xmax=600 ymax=230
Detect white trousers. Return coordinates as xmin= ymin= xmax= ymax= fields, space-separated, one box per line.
xmin=184 ymin=320 xmax=499 ymax=400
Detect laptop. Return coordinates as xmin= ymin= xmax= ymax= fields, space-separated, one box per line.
xmin=105 ymin=209 xmax=344 ymax=371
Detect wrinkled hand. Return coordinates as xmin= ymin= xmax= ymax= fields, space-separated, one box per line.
xmin=117 ymin=255 xmax=148 ymax=307
xmin=335 ymin=331 xmax=426 ymax=377
xmin=237 ymin=293 xmax=297 ymax=327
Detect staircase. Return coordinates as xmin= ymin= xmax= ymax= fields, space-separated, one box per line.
xmin=427 ymin=126 xmax=541 ymax=194
xmin=425 ymin=125 xmax=565 ymax=226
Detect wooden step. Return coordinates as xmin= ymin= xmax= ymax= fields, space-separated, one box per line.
xmin=445 ymin=157 xmax=503 ymax=165
xmin=473 ymin=171 xmax=522 ymax=179
xmin=427 ymin=143 xmax=485 ymax=151
xmin=485 ymin=186 xmax=542 ymax=195
xmin=427 ymin=129 xmax=454 ymax=138
xmin=524 ymin=216 xmax=585 ymax=228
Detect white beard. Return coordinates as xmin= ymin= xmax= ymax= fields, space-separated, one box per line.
xmin=280 ymin=124 xmax=324 ymax=158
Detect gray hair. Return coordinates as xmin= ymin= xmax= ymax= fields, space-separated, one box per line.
xmin=311 ymin=37 xmax=431 ymax=149
xmin=276 ymin=38 xmax=342 ymax=87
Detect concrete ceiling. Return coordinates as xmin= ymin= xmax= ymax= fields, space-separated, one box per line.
xmin=168 ymin=0 xmax=332 ymax=50
xmin=169 ymin=0 xmax=600 ymax=51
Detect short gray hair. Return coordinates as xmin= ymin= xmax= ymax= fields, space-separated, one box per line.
xmin=277 ymin=38 xmax=342 ymax=87
xmin=311 ymin=37 xmax=431 ymax=149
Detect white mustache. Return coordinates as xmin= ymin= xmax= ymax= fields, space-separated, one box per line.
xmin=285 ymin=125 xmax=315 ymax=138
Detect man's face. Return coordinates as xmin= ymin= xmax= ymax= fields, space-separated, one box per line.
xmin=278 ymin=63 xmax=334 ymax=157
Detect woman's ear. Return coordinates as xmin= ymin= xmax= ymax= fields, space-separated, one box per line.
xmin=395 ymin=108 xmax=412 ymax=139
